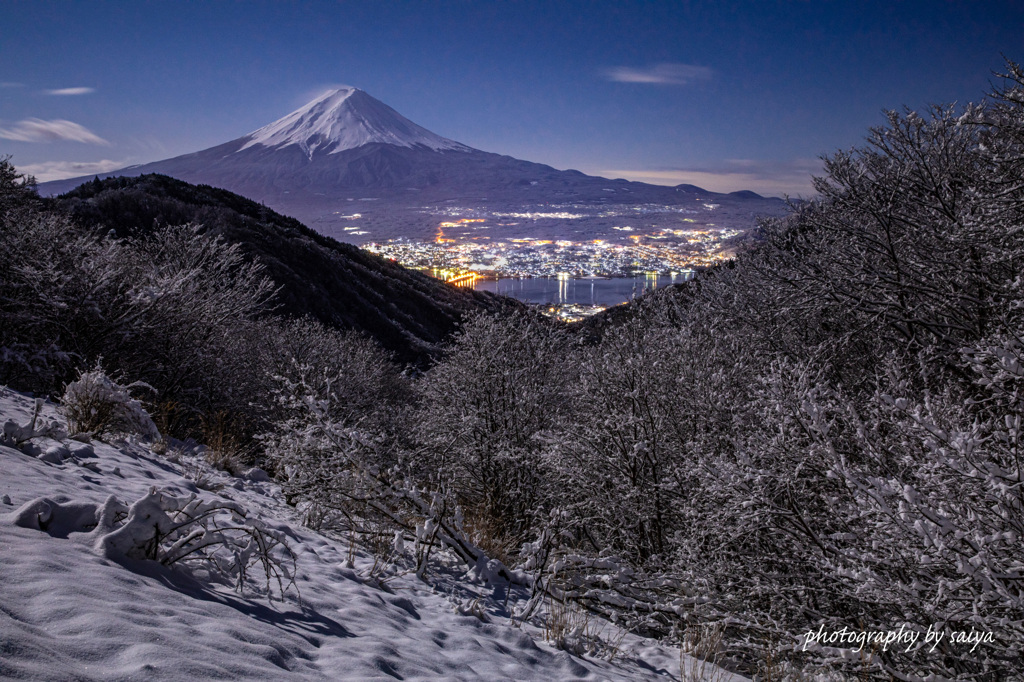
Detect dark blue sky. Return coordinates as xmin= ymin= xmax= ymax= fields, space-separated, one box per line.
xmin=2 ymin=1 xmax=1022 ymax=195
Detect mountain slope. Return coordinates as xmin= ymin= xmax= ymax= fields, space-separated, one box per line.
xmin=1 ymin=389 xmax=726 ymax=681
xmin=54 ymin=174 xmax=515 ymax=364
xmin=240 ymin=87 xmax=471 ymax=157
xmin=39 ymin=88 xmax=789 ymax=243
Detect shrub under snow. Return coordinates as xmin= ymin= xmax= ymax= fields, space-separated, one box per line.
xmin=11 ymin=487 xmax=296 ymax=600
xmin=59 ymin=367 xmax=159 ymax=440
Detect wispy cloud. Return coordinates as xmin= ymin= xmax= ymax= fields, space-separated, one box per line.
xmin=42 ymin=87 xmax=96 ymax=96
xmin=599 ymin=158 xmax=824 ymax=198
xmin=603 ymin=63 xmax=713 ymax=85
xmin=0 ymin=118 xmax=108 ymax=145
xmin=0 ymin=82 xmax=24 ymax=88
xmin=18 ymin=159 xmax=129 ymax=182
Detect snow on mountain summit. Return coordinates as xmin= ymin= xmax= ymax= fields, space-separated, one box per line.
xmin=239 ymin=88 xmax=472 ymax=158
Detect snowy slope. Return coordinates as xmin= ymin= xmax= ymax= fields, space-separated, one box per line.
xmin=238 ymin=88 xmax=472 ymax=158
xmin=0 ymin=388 xmax=739 ymax=681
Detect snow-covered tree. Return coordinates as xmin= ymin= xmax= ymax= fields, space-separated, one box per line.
xmin=415 ymin=311 xmax=570 ymax=554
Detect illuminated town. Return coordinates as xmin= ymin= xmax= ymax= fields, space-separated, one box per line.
xmin=364 ymin=219 xmax=744 ymax=320
xmin=366 ymin=223 xmax=740 ymax=280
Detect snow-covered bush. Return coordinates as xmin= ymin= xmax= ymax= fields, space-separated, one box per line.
xmin=843 ymin=339 xmax=1024 ymax=678
xmin=261 ymin=365 xmax=378 ymax=518
xmin=105 ymin=224 xmax=275 ymax=417
xmin=1 ymin=397 xmax=66 ymax=447
xmin=60 ymin=367 xmax=159 ymax=440
xmin=11 ymin=487 xmax=296 ymax=600
xmin=415 ymin=311 xmax=570 ymax=552
xmin=482 ymin=63 xmax=1024 ymax=680
xmin=543 ymin=597 xmax=601 ymax=657
xmin=0 ymin=169 xmax=107 ymax=392
xmin=259 ymin=325 xmax=407 ymax=511
xmin=262 ymin=360 xmax=515 ymax=584
xmin=0 ymin=189 xmax=279 ymax=444
xmin=101 ymin=487 xmax=295 ymax=598
xmin=553 ymin=312 xmax=747 ymax=568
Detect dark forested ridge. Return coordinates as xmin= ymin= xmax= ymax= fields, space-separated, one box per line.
xmin=54 ymin=174 xmax=516 ymax=364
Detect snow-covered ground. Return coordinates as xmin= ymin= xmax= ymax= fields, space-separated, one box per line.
xmin=239 ymin=88 xmax=472 ymax=157
xmin=0 ymin=388 xmax=740 ymax=681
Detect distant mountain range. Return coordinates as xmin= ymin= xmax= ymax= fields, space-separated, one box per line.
xmin=40 ymin=88 xmax=788 ymax=244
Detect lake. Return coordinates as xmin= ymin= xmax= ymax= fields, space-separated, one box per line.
xmin=473 ymin=273 xmax=694 ymax=307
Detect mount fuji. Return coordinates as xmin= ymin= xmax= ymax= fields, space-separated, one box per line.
xmin=40 ymin=88 xmax=787 ymax=243
xmin=239 ymin=88 xmax=472 ymax=157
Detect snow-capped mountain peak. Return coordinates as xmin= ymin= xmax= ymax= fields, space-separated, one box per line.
xmin=238 ymin=87 xmax=472 ymax=158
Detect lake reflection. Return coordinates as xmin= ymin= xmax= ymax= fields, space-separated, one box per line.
xmin=474 ymin=273 xmax=693 ymax=307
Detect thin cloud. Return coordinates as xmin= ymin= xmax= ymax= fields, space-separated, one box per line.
xmin=0 ymin=82 xmax=24 ymax=88
xmin=0 ymin=118 xmax=108 ymax=145
xmin=603 ymin=63 xmax=713 ymax=85
xmin=43 ymin=87 xmax=96 ymax=96
xmin=599 ymin=159 xmax=823 ymax=198
xmin=18 ymin=159 xmax=128 ymax=182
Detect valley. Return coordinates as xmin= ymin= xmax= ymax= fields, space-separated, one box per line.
xmin=364 ymin=222 xmax=735 ymax=317
xmin=365 ymin=225 xmax=739 ymax=279
xmin=36 ymin=87 xmax=788 ymax=317
xmin=39 ymin=88 xmax=789 ymax=255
